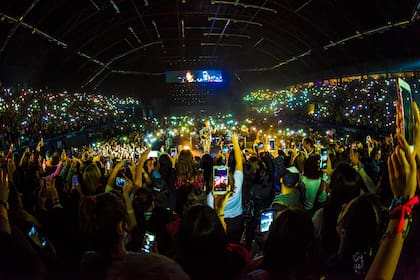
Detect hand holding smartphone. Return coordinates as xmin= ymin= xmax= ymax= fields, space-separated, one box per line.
xmin=170 ymin=148 xmax=177 ymax=158
xmin=213 ymin=166 xmax=228 ymax=195
xmin=320 ymin=148 xmax=328 ymax=170
xmin=260 ymin=209 xmax=274 ymax=233
xmin=28 ymin=225 xmax=48 ymax=248
xmin=142 ymin=232 xmax=156 ymax=253
xmin=397 ymin=78 xmax=414 ymax=150
xmin=73 ymin=175 xmax=79 ymax=187
xmin=268 ymin=139 xmax=275 ymax=151
xmin=115 ymin=177 xmax=126 ymax=189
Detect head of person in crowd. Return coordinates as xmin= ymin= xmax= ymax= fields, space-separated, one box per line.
xmin=158 ymin=153 xmax=173 ymax=180
xmin=82 ymin=163 xmax=103 ymax=196
xmin=177 ymin=205 xmax=227 ymax=263
xmin=106 ymin=253 xmax=189 ymax=280
xmin=302 ymin=137 xmax=314 ymax=154
xmin=331 ymin=193 xmax=388 ymax=277
xmin=247 ymin=156 xmax=268 ymax=181
xmin=279 ymin=166 xmax=300 ymax=188
xmin=262 ymin=208 xmax=316 ymax=279
xmin=199 ymin=153 xmax=213 ymax=193
xmin=214 ymin=152 xmax=226 ymax=166
xmin=183 ymin=187 xmax=207 ymax=216
xmin=177 ymin=205 xmax=246 ymax=280
xmin=303 ymin=153 xmax=322 ymax=179
xmin=271 ymin=166 xmax=302 ymax=211
xmin=71 ymin=158 xmax=82 ymax=173
xmin=144 ymin=157 xmax=157 ymax=175
xmin=132 ymin=188 xmax=155 ymax=234
xmin=176 ymin=149 xmax=195 ymax=183
xmin=321 ymin=163 xmax=364 ymax=255
xmin=79 ymin=192 xmax=129 ymax=257
xmin=131 ymin=187 xmax=179 ymax=257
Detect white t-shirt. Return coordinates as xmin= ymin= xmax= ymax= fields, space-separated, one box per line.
xmin=207 ymin=170 xmax=243 ymax=218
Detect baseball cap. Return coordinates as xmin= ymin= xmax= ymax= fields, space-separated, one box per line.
xmin=281 ymin=166 xmax=300 ymax=187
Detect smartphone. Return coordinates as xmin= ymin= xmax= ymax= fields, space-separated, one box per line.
xmin=213 ymin=166 xmax=229 ymax=195
xmin=260 ymin=209 xmax=275 ymax=233
xmin=106 ymin=160 xmax=111 ymax=171
xmin=142 ymin=232 xmax=156 ymax=253
xmin=134 ymin=154 xmax=140 ymax=164
xmin=222 ymin=145 xmax=229 ymax=154
xmin=268 ymin=139 xmax=275 ymax=151
xmin=73 ymin=175 xmax=79 ymax=186
xmin=397 ymin=78 xmax=414 ymax=148
xmin=115 ymin=177 xmax=126 ymax=188
xmin=170 ymin=148 xmax=177 ymax=158
xmin=28 ymin=225 xmax=48 ymax=248
xmin=320 ymin=148 xmax=328 ymax=169
xmin=148 ymin=150 xmax=158 ymax=158
xmin=257 ymin=142 xmax=264 ymax=149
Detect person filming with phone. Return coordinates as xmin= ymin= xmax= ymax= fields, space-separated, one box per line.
xmin=207 ymin=132 xmax=244 ymax=244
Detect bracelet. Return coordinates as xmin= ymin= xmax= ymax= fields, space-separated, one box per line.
xmin=389 ymin=196 xmax=419 ymax=234
xmin=390 ymin=197 xmax=410 ymax=210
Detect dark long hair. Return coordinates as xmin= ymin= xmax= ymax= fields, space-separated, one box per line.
xmin=177 ymin=205 xmax=228 ymax=275
xmin=263 ymin=208 xmax=315 ymax=279
xmin=303 ymin=154 xmax=322 ymax=179
xmin=79 ymin=192 xmax=128 ymax=256
xmin=321 ymin=163 xmax=363 ymax=255
xmin=132 ymin=188 xmax=154 ymax=234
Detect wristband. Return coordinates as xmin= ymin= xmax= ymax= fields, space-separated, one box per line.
xmin=389 ymin=196 xmax=419 ymax=234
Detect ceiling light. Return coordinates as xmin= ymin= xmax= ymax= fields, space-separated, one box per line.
xmin=110 ymin=0 xmax=120 ymax=13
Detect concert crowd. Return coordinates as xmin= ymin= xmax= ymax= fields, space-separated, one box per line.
xmin=0 ymin=75 xmax=419 ymax=280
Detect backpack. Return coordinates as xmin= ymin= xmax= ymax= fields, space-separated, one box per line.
xmin=243 ymin=171 xmax=274 ymax=217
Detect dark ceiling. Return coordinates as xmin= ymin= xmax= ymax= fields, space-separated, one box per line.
xmin=0 ymin=0 xmax=419 ymax=95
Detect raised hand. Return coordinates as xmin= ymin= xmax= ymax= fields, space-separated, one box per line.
xmin=231 ymin=132 xmax=239 ymax=143
xmin=388 ymin=134 xmax=417 ymax=199
xmin=349 ymin=148 xmax=360 ymax=168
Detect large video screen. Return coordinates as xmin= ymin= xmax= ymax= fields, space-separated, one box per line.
xmin=165 ymin=70 xmax=223 ymax=83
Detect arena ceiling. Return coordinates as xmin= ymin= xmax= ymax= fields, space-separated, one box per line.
xmin=0 ymin=0 xmax=419 ymax=93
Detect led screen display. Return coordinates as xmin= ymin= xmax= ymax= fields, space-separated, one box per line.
xmin=165 ymin=70 xmax=223 ymax=83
